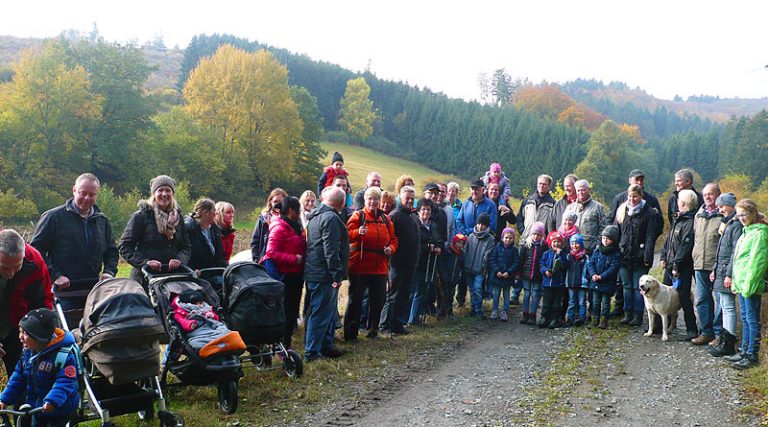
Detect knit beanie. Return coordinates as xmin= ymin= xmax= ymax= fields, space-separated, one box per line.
xmin=716 ymin=192 xmax=736 ymax=207
xmin=19 ymin=308 xmax=57 ymax=344
xmin=601 ymin=225 xmax=620 ymax=243
xmin=530 ymin=221 xmax=546 ymax=236
xmin=477 ymin=213 xmax=491 ymax=227
xmin=490 ymin=163 xmax=502 ymax=172
xmin=569 ymin=233 xmax=585 ymax=248
xmin=501 ymin=227 xmax=515 ymax=238
xmin=150 ymin=175 xmax=176 ymax=194
xmin=332 ymin=151 xmax=344 ymax=164
xmin=564 ymin=212 xmax=578 ymax=223
xmin=452 ymin=233 xmax=468 ymax=246
xmin=546 ymin=230 xmax=564 ymax=246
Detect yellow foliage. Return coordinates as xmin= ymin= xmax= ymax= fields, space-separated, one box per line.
xmin=339 ymin=77 xmax=375 ymax=142
xmin=619 ymin=123 xmax=644 ymax=144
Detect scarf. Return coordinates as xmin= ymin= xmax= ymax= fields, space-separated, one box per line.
xmin=626 ymin=199 xmax=645 ymax=217
xmin=154 ymin=201 xmax=180 ymax=240
xmin=570 ymin=247 xmax=586 ymax=262
xmin=558 ymin=225 xmax=579 ymax=241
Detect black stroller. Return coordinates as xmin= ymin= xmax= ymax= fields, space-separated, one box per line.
xmin=145 ymin=265 xmax=245 ymax=414
xmin=222 ymin=261 xmax=303 ymax=378
xmin=55 ymin=277 xmax=183 ymax=427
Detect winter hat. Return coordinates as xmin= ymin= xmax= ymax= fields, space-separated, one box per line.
xmin=477 ymin=213 xmax=491 ymax=227
xmin=546 ymin=230 xmax=564 ymax=246
xmin=424 ymin=183 xmax=440 ymax=193
xmin=530 ymin=221 xmax=546 ymax=236
xmin=501 ymin=227 xmax=515 ymax=238
xmin=716 ymin=192 xmax=736 ymax=207
xmin=470 ymin=179 xmax=485 ymax=189
xmin=332 ymin=151 xmax=344 ymax=164
xmin=569 ymin=233 xmax=585 ymax=248
xmin=628 ymin=169 xmax=645 ymax=179
xmin=564 ymin=212 xmax=578 ymax=223
xmin=601 ymin=225 xmax=620 ymax=243
xmin=178 ymin=289 xmax=205 ymax=304
xmin=19 ymin=308 xmax=57 ymax=344
xmin=490 ymin=163 xmax=502 ymax=172
xmin=452 ymin=233 xmax=468 ymax=246
xmin=150 ymin=175 xmax=176 ymax=194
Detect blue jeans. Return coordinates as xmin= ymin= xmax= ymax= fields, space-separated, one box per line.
xmin=738 ymin=293 xmax=761 ymax=354
xmin=521 ymin=279 xmax=542 ymax=315
xmin=714 ymin=291 xmax=737 ymax=335
xmin=694 ymin=270 xmax=716 ymax=336
xmin=304 ymin=281 xmax=339 ymax=359
xmin=491 ymin=285 xmax=510 ymax=312
xmin=592 ymin=291 xmax=611 ymax=319
xmin=467 ymin=273 xmax=485 ymax=315
xmin=567 ymin=288 xmax=587 ymax=321
xmin=620 ymin=266 xmax=649 ymax=315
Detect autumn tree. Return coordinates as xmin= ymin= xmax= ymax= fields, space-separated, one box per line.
xmin=183 ymin=45 xmax=303 ymax=189
xmin=514 ymin=83 xmax=574 ymax=119
xmin=338 ymin=76 xmax=375 ymax=142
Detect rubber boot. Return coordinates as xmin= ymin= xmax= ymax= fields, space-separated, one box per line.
xmin=620 ymin=312 xmax=632 ymax=325
xmin=598 ymin=317 xmax=608 ymax=329
xmin=708 ymin=330 xmax=737 ymax=357
xmin=628 ymin=312 xmax=643 ymax=327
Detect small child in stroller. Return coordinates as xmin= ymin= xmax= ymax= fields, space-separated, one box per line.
xmin=172 ymin=289 xmax=245 ymax=357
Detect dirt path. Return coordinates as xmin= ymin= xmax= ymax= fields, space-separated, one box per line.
xmin=313 ymin=313 xmax=758 ymax=427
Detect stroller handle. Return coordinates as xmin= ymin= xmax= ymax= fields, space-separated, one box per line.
xmin=197 ymin=267 xmax=226 ymax=277
xmin=0 ymin=405 xmax=44 ymax=425
xmin=141 ymin=264 xmax=195 ymax=280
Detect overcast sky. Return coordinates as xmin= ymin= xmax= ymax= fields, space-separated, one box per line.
xmin=3 ymin=1 xmax=767 ymax=101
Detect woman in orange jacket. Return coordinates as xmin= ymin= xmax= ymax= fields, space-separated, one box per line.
xmin=344 ymin=187 xmax=399 ymax=341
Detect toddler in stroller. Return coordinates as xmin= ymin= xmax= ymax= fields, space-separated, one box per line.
xmin=172 ymin=289 xmax=246 ymax=358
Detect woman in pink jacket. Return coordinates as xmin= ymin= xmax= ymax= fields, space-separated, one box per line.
xmin=260 ymin=196 xmax=306 ymax=350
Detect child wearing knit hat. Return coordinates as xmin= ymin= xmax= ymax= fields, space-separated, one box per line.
xmin=518 ymin=221 xmax=547 ymax=325
xmin=587 ymin=226 xmax=622 ymax=329
xmin=463 ymin=214 xmax=495 ymax=319
xmin=437 ymin=234 xmax=468 ymax=318
xmin=565 ymin=234 xmax=590 ymax=326
xmin=538 ymin=231 xmax=568 ymax=329
xmin=487 ymin=228 xmax=519 ymax=321
xmin=317 ymin=151 xmax=349 ymax=196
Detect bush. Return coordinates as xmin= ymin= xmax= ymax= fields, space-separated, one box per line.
xmin=323 ymin=131 xmax=350 ymax=144
xmin=0 ymin=189 xmax=39 ymax=221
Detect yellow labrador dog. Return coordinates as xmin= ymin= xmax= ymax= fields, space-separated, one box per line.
xmin=639 ymin=274 xmax=681 ymax=342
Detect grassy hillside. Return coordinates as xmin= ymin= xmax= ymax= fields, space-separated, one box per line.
xmin=321 ymin=141 xmax=471 ymax=195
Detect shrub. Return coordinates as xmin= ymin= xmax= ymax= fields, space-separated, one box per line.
xmin=0 ymin=189 xmax=39 ymax=221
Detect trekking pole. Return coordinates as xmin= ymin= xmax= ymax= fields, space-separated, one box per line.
xmin=430 ymin=252 xmax=439 ymax=283
xmin=424 ymin=248 xmax=433 ymax=282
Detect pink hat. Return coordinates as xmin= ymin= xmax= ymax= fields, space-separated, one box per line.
xmin=490 ymin=163 xmax=502 ymax=172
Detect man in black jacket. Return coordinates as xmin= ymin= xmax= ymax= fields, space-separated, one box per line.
xmin=304 ymin=186 xmax=350 ymax=362
xmin=31 ymin=173 xmax=118 ymax=310
xmin=667 ymin=168 xmax=703 ymax=226
xmin=380 ymin=186 xmax=420 ymax=335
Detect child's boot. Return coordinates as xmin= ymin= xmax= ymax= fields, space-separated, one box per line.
xmin=520 ymin=312 xmax=529 ymax=324
xmin=598 ymin=317 xmax=608 ymax=329
xmin=590 ymin=316 xmax=600 ymax=328
xmin=500 ymin=310 xmax=508 ymax=322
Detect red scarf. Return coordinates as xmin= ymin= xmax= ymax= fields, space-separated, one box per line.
xmin=570 ymin=247 xmax=586 ymax=262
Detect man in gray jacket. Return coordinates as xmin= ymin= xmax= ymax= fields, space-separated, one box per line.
xmin=304 ymin=186 xmax=350 ymax=362
xmin=562 ymin=180 xmax=607 ymax=254
xmin=690 ymin=183 xmax=723 ymax=345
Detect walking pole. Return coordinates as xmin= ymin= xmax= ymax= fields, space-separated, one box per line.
xmin=424 ymin=249 xmax=433 ymax=282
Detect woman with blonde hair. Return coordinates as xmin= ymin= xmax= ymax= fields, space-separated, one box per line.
xmin=215 ymin=201 xmax=236 ymax=261
xmin=725 ymin=199 xmax=768 ymax=369
xmin=298 ymin=190 xmax=317 ymax=229
xmin=119 ymin=175 xmax=191 ymax=284
xmin=250 ymin=188 xmax=287 ymax=262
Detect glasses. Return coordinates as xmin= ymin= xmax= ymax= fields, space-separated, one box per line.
xmin=735 ymin=213 xmax=749 ymax=219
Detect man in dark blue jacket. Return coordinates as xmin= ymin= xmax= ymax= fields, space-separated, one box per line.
xmin=457 ymin=180 xmax=498 ymax=235
xmin=303 ymin=186 xmax=350 ymax=362
xmin=31 ymin=173 xmax=118 ymax=310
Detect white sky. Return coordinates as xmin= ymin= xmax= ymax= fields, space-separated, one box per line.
xmin=3 ymin=1 xmax=767 ymax=101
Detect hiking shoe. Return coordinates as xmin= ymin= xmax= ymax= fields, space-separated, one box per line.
xmin=565 ymin=319 xmax=574 ymax=327
xmin=725 ymin=352 xmax=746 ymax=363
xmin=598 ymin=318 xmax=608 ymax=329
xmin=732 ymin=353 xmax=758 ymax=370
xmin=500 ymin=311 xmax=508 ymax=322
xmin=691 ymin=335 xmax=715 ymax=346
xmin=321 ymin=347 xmax=347 ymax=359
xmin=574 ymin=317 xmax=584 ymax=327
xmin=490 ymin=310 xmax=498 ymax=320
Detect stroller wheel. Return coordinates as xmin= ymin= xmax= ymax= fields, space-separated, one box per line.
xmin=218 ymin=379 xmax=239 ymax=414
xmin=284 ymin=349 xmax=304 ymax=378
xmin=158 ymin=410 xmax=185 ymax=426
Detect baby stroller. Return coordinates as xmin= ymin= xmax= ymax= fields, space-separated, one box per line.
xmin=55 ymin=277 xmax=183 ymax=427
xmin=222 ymin=261 xmax=303 ymax=378
xmin=145 ymin=265 xmax=245 ymax=414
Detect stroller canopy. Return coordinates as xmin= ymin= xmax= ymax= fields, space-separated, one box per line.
xmin=222 ymin=261 xmax=283 ymax=307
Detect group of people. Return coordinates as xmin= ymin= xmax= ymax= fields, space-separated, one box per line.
xmin=0 ymin=159 xmax=767 ymax=424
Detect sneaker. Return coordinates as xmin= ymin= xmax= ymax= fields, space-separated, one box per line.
xmin=490 ymin=310 xmax=498 ymax=320
xmin=500 ymin=311 xmax=508 ymax=322
xmin=733 ymin=354 xmax=758 ymax=370
xmin=725 ymin=352 xmax=746 ymax=363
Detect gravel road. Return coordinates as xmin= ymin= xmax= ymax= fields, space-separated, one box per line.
xmin=313 ymin=311 xmax=758 ymax=427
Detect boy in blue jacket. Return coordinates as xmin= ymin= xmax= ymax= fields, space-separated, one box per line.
xmin=488 ymin=228 xmax=519 ymax=321
xmin=587 ymin=226 xmax=622 ymax=329
xmin=539 ymin=231 xmax=568 ymax=329
xmin=0 ymin=309 xmax=79 ymax=426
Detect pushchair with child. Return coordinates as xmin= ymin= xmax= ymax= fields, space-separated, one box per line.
xmin=145 ymin=265 xmax=246 ymax=414
xmin=55 ymin=276 xmax=183 ymax=427
xmin=222 ymin=261 xmax=303 ymax=378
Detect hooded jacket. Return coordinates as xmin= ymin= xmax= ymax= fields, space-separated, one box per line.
xmin=261 ymin=216 xmax=306 ymax=275
xmin=661 ymin=209 xmax=696 ymax=272
xmin=487 ymin=242 xmax=519 ymax=287
xmin=692 ymin=206 xmax=724 ymax=271
xmin=304 ymin=203 xmax=349 ymax=283
xmin=31 ymin=199 xmax=118 ymax=282
xmin=587 ymin=244 xmax=621 ymax=294
xmin=712 ymin=212 xmax=743 ymax=293
xmin=184 ymin=216 xmax=227 ymax=270
xmin=119 ymin=201 xmax=191 ymax=282
xmin=565 ymin=253 xmax=589 ymax=289
xmin=731 ymin=222 xmax=768 ymax=298
xmin=463 ymin=226 xmax=495 ymax=275
xmin=0 ymin=328 xmax=79 ymax=419
xmin=348 ymin=209 xmax=398 ymax=275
